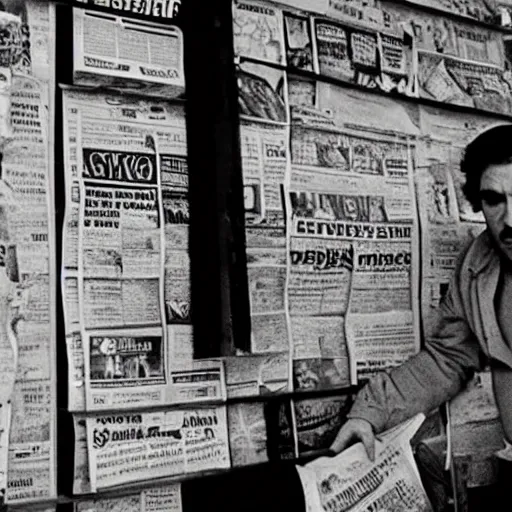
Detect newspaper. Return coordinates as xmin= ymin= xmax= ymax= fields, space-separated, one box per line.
xmin=73 ymin=0 xmax=182 ymax=19
xmin=62 ymin=89 xmax=223 ymax=411
xmin=17 ymin=507 xmax=55 ymax=512
xmin=313 ymin=18 xmax=416 ymax=97
xmin=228 ymin=402 xmax=268 ymax=467
xmin=0 ymin=404 xmax=10 ymax=503
xmin=275 ymin=0 xmax=327 ymax=14
xmin=86 ymin=407 xmax=231 ymax=490
xmin=6 ymin=381 xmax=54 ymax=503
xmin=418 ymin=51 xmax=512 ymax=114
xmin=232 ymin=0 xmax=285 ymax=65
xmin=238 ymin=61 xmax=288 ymax=124
xmin=271 ymin=398 xmax=297 ymax=460
xmin=73 ymin=8 xmax=185 ymax=98
xmin=0 ymin=1 xmax=57 ymax=504
xmin=415 ymin=106 xmax=489 ymax=339
xmin=326 ymin=0 xmax=385 ymax=30
xmin=73 ymin=415 xmax=91 ymax=495
xmin=224 ymin=352 xmax=289 ymax=398
xmin=283 ymin=11 xmax=314 ymax=72
xmin=384 ymin=3 xmax=503 ymax=66
xmin=314 ymin=20 xmax=354 ymax=82
xmin=294 ymin=396 xmax=349 ymax=456
xmin=397 ymin=0 xmax=496 ymax=24
xmin=288 ymin=75 xmax=316 ymax=107
xmin=288 ymin=85 xmax=421 ymax=383
xmin=240 ymin=120 xmax=291 ymax=354
xmin=76 ymin=484 xmax=182 ymax=512
xmin=296 ymin=414 xmax=431 ymax=512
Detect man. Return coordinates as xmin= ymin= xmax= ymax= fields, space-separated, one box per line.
xmin=329 ymin=124 xmax=512 ymax=501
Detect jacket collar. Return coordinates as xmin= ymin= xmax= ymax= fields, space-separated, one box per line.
xmin=466 ymin=230 xmax=500 ymax=276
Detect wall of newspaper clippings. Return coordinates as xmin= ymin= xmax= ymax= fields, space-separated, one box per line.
xmin=232 ymin=0 xmax=512 ymax=492
xmin=7 ymin=0 xmax=512 ymax=511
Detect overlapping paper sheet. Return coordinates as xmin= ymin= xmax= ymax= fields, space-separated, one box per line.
xmin=73 ymin=8 xmax=185 ymax=98
xmin=0 ymin=1 xmax=57 ymax=504
xmin=61 ymin=89 xmax=225 ymax=413
xmin=296 ymin=414 xmax=432 ymax=512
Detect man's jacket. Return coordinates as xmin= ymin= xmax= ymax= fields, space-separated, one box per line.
xmin=348 ymin=230 xmax=512 ymax=441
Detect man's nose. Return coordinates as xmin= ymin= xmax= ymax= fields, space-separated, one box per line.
xmin=506 ymin=197 xmax=512 ymax=227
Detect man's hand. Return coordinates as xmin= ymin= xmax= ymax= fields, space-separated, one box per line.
xmin=329 ymin=418 xmax=377 ymax=461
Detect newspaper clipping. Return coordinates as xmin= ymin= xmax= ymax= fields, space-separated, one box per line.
xmin=240 ymin=120 xmax=291 ymax=355
xmin=73 ymin=8 xmax=185 ymax=98
xmin=232 ymin=0 xmax=286 ymax=65
xmin=228 ymin=402 xmax=268 ymax=467
xmin=415 ymin=106 xmax=487 ymax=339
xmin=0 ymin=1 xmax=57 ymax=504
xmin=73 ymin=0 xmax=182 ymax=19
xmin=296 ymin=414 xmax=432 ymax=512
xmin=62 ymin=90 xmax=223 ymax=411
xmin=86 ymin=407 xmax=231 ymax=490
xmin=288 ymin=84 xmax=421 ymax=383
xmin=76 ymin=483 xmax=182 ymax=512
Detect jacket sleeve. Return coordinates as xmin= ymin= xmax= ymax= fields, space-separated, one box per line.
xmin=347 ymin=260 xmax=485 ymax=434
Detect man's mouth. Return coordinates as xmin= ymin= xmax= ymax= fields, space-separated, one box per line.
xmin=500 ymin=230 xmax=512 ymax=244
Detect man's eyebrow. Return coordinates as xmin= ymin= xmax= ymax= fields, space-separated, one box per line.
xmin=480 ymin=188 xmax=505 ymax=194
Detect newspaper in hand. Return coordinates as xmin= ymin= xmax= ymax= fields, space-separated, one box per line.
xmin=296 ymin=414 xmax=433 ymax=512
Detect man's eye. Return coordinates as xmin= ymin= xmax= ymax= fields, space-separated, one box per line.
xmin=481 ymin=191 xmax=505 ymax=206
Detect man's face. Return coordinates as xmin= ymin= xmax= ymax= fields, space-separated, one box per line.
xmin=480 ymin=162 xmax=512 ymax=261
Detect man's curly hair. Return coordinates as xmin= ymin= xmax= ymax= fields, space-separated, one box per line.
xmin=461 ymin=124 xmax=512 ymax=212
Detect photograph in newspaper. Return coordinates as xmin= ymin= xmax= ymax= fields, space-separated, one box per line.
xmin=294 ymin=396 xmax=350 ymax=456
xmin=224 ymin=352 xmax=289 ymax=398
xmin=228 ymin=402 xmax=268 ymax=467
xmin=87 ymin=407 xmax=231 ymax=489
xmin=232 ymin=0 xmax=285 ymax=65
xmin=73 ymin=8 xmax=185 ymax=98
xmin=296 ymin=414 xmax=432 ymax=512
xmin=88 ymin=330 xmax=164 ymax=386
xmin=284 ymin=11 xmax=313 ymax=71
xmin=238 ymin=62 xmax=288 ymax=124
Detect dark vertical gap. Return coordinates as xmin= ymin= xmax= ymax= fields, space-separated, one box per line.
xmin=183 ymin=0 xmax=221 ymax=358
xmin=220 ymin=0 xmax=252 ymax=354
xmin=55 ymin=3 xmax=74 ymax=497
xmin=185 ymin=0 xmax=246 ymax=357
